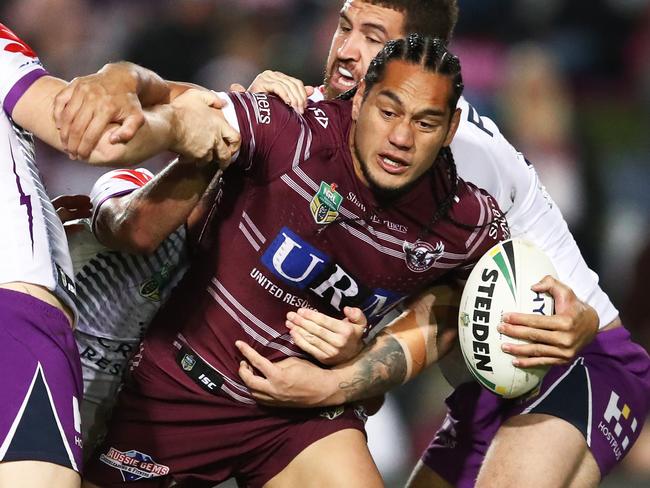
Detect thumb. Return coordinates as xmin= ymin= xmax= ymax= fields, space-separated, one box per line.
xmin=343 ymin=307 xmax=367 ymax=327
xmin=209 ymin=96 xmax=227 ymax=110
xmin=531 ymin=275 xmax=570 ymax=301
xmin=230 ymin=83 xmax=246 ymax=93
xmin=305 ymin=86 xmax=316 ymax=97
xmin=531 ymin=274 xmax=557 ymax=293
xmin=200 ymin=90 xmax=222 ymax=108
xmin=221 ymin=123 xmax=241 ymax=146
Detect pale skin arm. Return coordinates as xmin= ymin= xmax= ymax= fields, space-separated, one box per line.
xmin=14 ymin=75 xmax=180 ymax=165
xmin=56 ymin=64 xmax=312 ymax=160
xmin=15 ymin=77 xmax=239 ymax=166
xmin=53 ymin=61 xmax=199 ymax=159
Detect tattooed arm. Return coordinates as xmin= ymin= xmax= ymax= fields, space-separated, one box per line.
xmin=236 ymin=283 xmax=460 ymax=407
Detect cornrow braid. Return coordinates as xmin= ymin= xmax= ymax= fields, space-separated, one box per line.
xmin=364 ymin=34 xmax=464 ymax=114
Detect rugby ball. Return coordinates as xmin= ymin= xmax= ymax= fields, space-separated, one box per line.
xmin=458 ymin=238 xmax=557 ymax=398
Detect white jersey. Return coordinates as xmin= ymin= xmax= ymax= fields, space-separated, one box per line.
xmin=451 ymin=97 xmax=617 ymax=327
xmin=72 ymin=168 xmax=190 ymax=341
xmin=310 ymin=90 xmax=618 ymax=328
xmin=0 ymin=24 xmax=76 ymax=311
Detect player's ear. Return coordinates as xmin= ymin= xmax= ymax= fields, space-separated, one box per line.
xmin=351 ymin=80 xmax=366 ymax=121
xmin=443 ymin=108 xmax=461 ymax=147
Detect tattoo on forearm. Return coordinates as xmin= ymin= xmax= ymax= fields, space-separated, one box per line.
xmin=337 ymin=333 xmax=407 ymax=403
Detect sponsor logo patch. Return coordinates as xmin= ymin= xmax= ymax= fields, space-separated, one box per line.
xmin=100 ymin=448 xmax=170 ymax=481
xmin=598 ymin=391 xmax=639 ymax=460
xmin=139 ymin=264 xmax=173 ymax=302
xmin=310 ymin=182 xmax=343 ymax=225
xmin=180 ymin=353 xmax=196 ymax=372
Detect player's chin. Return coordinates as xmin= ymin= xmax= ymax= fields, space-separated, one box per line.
xmin=368 ymin=175 xmax=413 ymax=200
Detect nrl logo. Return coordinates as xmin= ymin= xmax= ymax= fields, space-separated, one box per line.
xmin=403 ymin=240 xmax=445 ymax=273
xmin=139 ymin=264 xmax=172 ymax=302
xmin=460 ymin=312 xmax=470 ymax=327
xmin=310 ymin=181 xmax=343 ymax=225
xmin=180 ymin=353 xmax=196 ymax=372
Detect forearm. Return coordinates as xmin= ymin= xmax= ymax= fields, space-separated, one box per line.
xmin=98 ymin=62 xmax=170 ymax=106
xmin=87 ymin=104 xmax=176 ymax=165
xmin=322 ymin=286 xmax=459 ymax=405
xmin=95 ymin=160 xmax=216 ymax=253
xmin=326 ymin=330 xmax=409 ymax=405
xmin=13 ymin=75 xmax=178 ymax=164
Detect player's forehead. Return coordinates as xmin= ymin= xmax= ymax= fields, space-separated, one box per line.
xmin=372 ymin=61 xmax=452 ymax=117
xmin=339 ymin=0 xmax=405 ymax=38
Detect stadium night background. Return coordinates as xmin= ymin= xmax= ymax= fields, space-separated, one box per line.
xmin=3 ymin=0 xmax=648 ymax=486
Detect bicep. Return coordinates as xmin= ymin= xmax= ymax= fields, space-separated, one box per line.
xmin=11 ymin=75 xmax=67 ymax=151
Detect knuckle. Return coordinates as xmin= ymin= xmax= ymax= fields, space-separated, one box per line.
xmin=560 ymin=317 xmax=573 ymax=330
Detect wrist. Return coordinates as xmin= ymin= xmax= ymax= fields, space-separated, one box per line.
xmin=323 ymin=368 xmax=350 ymax=406
xmin=99 ymin=62 xmax=138 ymax=94
xmin=168 ymin=103 xmax=185 ymax=156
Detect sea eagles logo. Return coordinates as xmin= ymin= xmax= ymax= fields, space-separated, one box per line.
xmin=403 ymin=240 xmax=445 ymax=273
xmin=310 ymin=182 xmax=343 ymax=224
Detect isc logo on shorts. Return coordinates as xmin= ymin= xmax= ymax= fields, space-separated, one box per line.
xmin=260 ymin=227 xmax=405 ymax=321
xmin=598 ymin=391 xmax=639 ymax=460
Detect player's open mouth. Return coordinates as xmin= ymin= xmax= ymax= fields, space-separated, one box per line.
xmin=331 ymin=65 xmax=356 ymax=89
xmin=377 ymin=154 xmax=409 ymax=174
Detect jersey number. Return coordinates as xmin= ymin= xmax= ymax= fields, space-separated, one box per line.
xmin=466 ymin=103 xmax=494 ymax=138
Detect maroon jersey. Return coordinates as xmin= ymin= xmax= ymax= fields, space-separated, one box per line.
xmin=148 ymin=93 xmax=509 ymax=404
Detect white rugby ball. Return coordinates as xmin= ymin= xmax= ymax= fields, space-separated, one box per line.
xmin=458 ymin=238 xmax=558 ymax=398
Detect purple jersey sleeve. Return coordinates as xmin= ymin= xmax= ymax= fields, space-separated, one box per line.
xmin=0 ymin=23 xmax=48 ymax=117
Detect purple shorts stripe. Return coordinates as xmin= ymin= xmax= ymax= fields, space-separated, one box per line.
xmin=0 ymin=288 xmax=83 ymax=471
xmin=422 ymin=326 xmax=650 ymax=486
xmin=3 ymin=68 xmax=48 ymax=116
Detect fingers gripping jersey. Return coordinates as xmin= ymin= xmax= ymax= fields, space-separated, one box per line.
xmin=0 ymin=23 xmax=76 ymax=312
xmin=150 ymin=93 xmax=509 ymax=404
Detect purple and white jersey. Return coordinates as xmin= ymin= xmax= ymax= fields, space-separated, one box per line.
xmin=0 ymin=24 xmax=76 ymax=311
xmin=73 ymin=168 xmax=189 ymax=341
xmin=310 ymin=89 xmax=618 ymax=328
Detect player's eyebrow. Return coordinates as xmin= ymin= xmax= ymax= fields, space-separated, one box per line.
xmin=340 ymin=11 xmax=389 ymax=37
xmin=376 ymin=90 xmax=405 ymax=107
xmin=377 ymin=90 xmax=447 ymax=118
